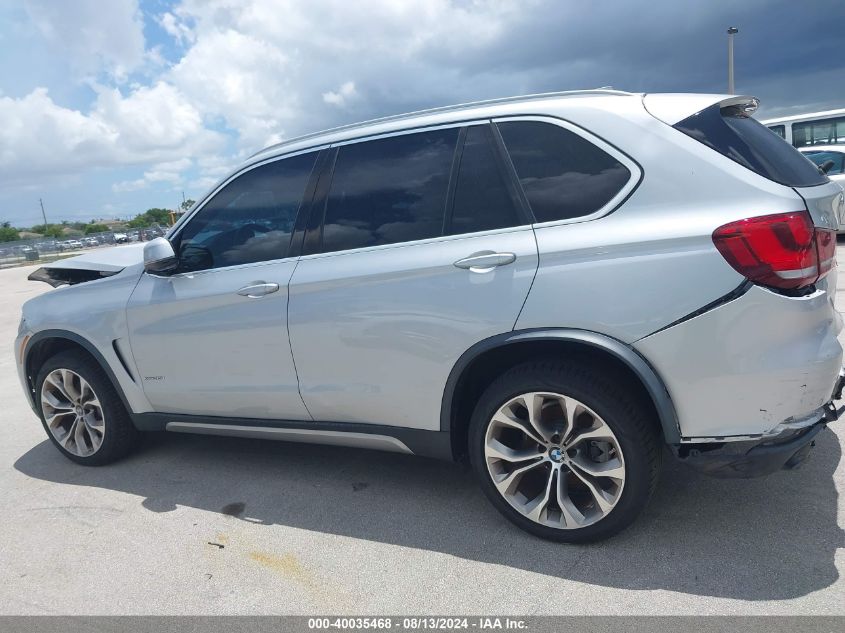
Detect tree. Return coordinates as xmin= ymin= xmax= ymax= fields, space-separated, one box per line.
xmin=84 ymin=223 xmax=109 ymax=234
xmin=181 ymin=198 xmax=196 ymax=212
xmin=30 ymin=224 xmax=65 ymax=238
xmin=127 ymin=207 xmax=171 ymax=228
xmin=0 ymin=221 xmax=19 ymax=242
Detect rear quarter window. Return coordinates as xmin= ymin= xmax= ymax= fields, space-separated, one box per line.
xmin=496 ymin=120 xmax=632 ymax=223
xmin=674 ymin=105 xmax=827 ymax=187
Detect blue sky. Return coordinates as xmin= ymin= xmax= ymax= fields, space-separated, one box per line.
xmin=1 ymin=0 xmax=843 ymax=228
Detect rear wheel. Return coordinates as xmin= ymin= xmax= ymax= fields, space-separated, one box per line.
xmin=36 ymin=351 xmax=139 ymax=466
xmin=469 ymin=360 xmax=661 ymax=542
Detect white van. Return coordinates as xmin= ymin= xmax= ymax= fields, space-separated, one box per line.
xmin=762 ymin=108 xmax=845 ymax=147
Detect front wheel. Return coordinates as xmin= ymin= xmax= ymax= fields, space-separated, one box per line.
xmin=469 ymin=360 xmax=661 ymax=543
xmin=36 ymin=350 xmax=140 ymax=466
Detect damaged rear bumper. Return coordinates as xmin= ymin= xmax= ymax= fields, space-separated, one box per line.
xmin=673 ymin=421 xmax=829 ymax=478
xmin=673 ymin=372 xmax=844 ymax=478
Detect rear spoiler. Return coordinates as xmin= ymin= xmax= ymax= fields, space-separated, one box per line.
xmin=643 ymin=93 xmax=759 ymax=125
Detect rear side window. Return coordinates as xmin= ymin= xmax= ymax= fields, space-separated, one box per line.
xmin=449 ymin=125 xmax=523 ymax=235
xmin=792 ymin=117 xmax=845 ymax=147
xmin=768 ymin=124 xmax=786 ymax=139
xmin=321 ymin=129 xmax=458 ymax=253
xmin=497 ymin=120 xmax=631 ymax=223
xmin=674 ymin=105 xmax=827 ymax=187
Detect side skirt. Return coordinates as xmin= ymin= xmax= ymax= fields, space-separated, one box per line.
xmin=131 ymin=413 xmax=454 ymax=461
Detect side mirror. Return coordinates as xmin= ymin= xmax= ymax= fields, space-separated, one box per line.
xmin=819 ymin=159 xmax=835 ymax=175
xmin=143 ymin=237 xmax=178 ymax=274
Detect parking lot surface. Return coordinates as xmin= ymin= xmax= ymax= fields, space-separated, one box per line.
xmin=0 ymin=250 xmax=843 ymax=615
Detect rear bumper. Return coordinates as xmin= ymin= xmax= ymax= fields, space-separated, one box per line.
xmin=673 ymin=399 xmax=841 ymax=479
xmin=635 ymin=283 xmax=843 ymax=439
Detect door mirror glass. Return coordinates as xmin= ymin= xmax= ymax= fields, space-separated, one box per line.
xmin=143 ymin=237 xmax=178 ymax=274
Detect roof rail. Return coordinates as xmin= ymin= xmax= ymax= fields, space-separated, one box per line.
xmin=248 ymin=87 xmax=633 ymax=159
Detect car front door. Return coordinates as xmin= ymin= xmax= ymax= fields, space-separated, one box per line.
xmin=287 ymin=124 xmax=539 ymax=431
xmin=126 ymin=150 xmax=321 ymax=420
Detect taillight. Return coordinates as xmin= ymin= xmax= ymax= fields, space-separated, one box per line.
xmin=712 ymin=211 xmax=836 ymax=290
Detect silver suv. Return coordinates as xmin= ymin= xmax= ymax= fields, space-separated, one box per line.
xmin=14 ymin=90 xmax=845 ymax=542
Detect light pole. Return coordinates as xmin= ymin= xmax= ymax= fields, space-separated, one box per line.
xmin=727 ymin=26 xmax=738 ymax=94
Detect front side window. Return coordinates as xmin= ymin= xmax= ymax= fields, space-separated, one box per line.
xmin=176 ymin=152 xmax=317 ymax=272
xmin=497 ymin=120 xmax=631 ymax=223
xmin=321 ymin=129 xmax=458 ymax=253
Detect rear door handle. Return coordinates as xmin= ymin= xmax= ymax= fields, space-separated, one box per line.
xmin=453 ymin=252 xmax=516 ymax=272
xmin=236 ymin=282 xmax=280 ymax=298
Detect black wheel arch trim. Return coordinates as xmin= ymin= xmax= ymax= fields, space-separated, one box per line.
xmin=440 ymin=328 xmax=682 ymax=444
xmin=23 ymin=329 xmax=135 ymax=415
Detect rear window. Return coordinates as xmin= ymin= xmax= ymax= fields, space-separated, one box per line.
xmin=674 ymin=104 xmax=827 ymax=187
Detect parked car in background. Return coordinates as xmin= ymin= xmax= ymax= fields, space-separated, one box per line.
xmin=113 ymin=233 xmax=129 ymax=244
xmin=801 ymin=146 xmax=845 ymax=183
xmin=63 ymin=239 xmax=83 ymax=250
xmin=15 ymin=90 xmax=845 ymax=543
xmin=82 ymin=237 xmax=99 ymax=247
xmin=762 ymin=108 xmax=845 ymax=147
xmin=800 ymin=146 xmax=845 ymax=232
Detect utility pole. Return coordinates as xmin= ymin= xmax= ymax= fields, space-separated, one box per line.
xmin=727 ymin=26 xmax=738 ymax=94
xmin=39 ymin=198 xmax=48 ymax=227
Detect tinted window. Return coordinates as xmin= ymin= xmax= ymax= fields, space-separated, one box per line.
xmin=321 ymin=129 xmax=458 ymax=252
xmin=768 ymin=124 xmax=786 ymax=138
xmin=804 ymin=150 xmax=845 ymax=175
xmin=674 ymin=105 xmax=827 ymax=187
xmin=177 ymin=152 xmax=316 ymax=272
xmin=792 ymin=117 xmax=845 ymax=147
xmin=449 ymin=126 xmax=522 ymax=235
xmin=497 ymin=121 xmax=631 ymax=223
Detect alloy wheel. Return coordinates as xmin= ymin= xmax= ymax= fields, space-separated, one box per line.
xmin=484 ymin=391 xmax=626 ymax=529
xmin=40 ymin=369 xmax=106 ymax=457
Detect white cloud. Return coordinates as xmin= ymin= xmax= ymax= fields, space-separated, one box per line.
xmin=112 ymin=158 xmax=193 ymax=193
xmin=323 ymin=81 xmax=358 ymax=107
xmin=170 ymin=27 xmax=296 ymax=147
xmin=161 ymin=0 xmax=520 ymax=149
xmin=0 ymin=85 xmax=222 ymax=187
xmin=24 ymin=0 xmax=146 ymax=81
xmin=158 ymin=12 xmax=194 ymax=45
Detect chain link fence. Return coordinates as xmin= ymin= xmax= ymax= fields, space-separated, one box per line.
xmin=0 ymin=226 xmax=166 ymax=269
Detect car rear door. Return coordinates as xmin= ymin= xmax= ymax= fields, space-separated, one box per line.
xmin=287 ymin=123 xmax=539 ymax=431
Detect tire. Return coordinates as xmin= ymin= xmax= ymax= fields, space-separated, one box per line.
xmin=35 ymin=350 xmax=140 ymax=466
xmin=468 ymin=359 xmax=661 ymax=543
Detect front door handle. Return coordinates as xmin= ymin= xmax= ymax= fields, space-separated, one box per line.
xmin=237 ymin=282 xmax=280 ymax=298
xmin=453 ymin=251 xmax=516 ymax=272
